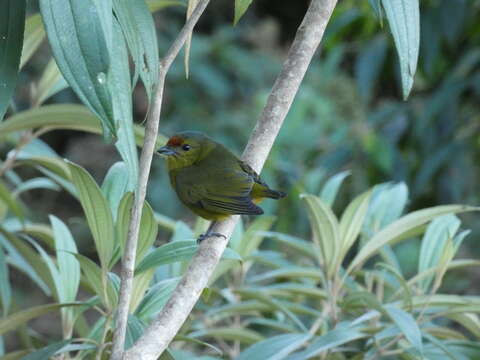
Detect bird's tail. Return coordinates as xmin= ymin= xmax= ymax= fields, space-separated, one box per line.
xmin=264 ymin=188 xmax=287 ymax=199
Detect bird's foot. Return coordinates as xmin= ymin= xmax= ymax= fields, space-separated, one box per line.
xmin=197 ymin=231 xmax=227 ymax=244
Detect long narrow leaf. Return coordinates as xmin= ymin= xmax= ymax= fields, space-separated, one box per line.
xmin=0 ymin=0 xmax=26 ymax=120
xmin=20 ymin=14 xmax=46 ymax=69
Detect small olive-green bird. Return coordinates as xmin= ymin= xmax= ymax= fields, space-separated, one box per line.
xmin=157 ymin=131 xmax=286 ymax=240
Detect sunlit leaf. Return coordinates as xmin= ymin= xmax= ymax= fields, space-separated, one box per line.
xmin=319 ymin=170 xmax=350 ymax=206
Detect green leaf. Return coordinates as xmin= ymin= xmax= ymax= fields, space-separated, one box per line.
xmin=130 ymin=269 xmax=155 ymax=313
xmin=338 ymin=190 xmax=371 ymax=263
xmin=190 ymin=327 xmax=264 ymax=344
xmin=0 ymin=303 xmax=79 ymax=335
xmin=237 ymin=333 xmax=311 ymax=360
xmin=135 ymin=241 xmax=197 ymax=274
xmin=237 ymin=216 xmax=275 ymax=258
xmin=20 ymin=14 xmax=46 ymax=69
xmin=39 ymin=0 xmax=115 ymax=139
xmin=0 ymin=180 xmax=24 ymax=221
xmin=418 ymin=214 xmax=461 ymax=291
xmin=109 ymin=19 xmax=138 ymax=189
xmin=234 ymin=0 xmax=253 ymax=25
xmin=113 ymin=0 xmax=159 ymax=101
xmin=49 ymin=215 xmax=80 ymax=303
xmin=67 ymin=161 xmax=115 ymax=269
xmin=381 ymin=0 xmax=420 ymax=99
xmin=261 ymin=232 xmax=316 ymax=260
xmin=147 ymin=0 xmax=186 ymax=12
xmin=75 ymin=254 xmax=117 ymax=309
xmin=384 ymin=305 xmax=423 ymax=355
xmin=102 ymin=162 xmax=130 ymax=219
xmin=13 ymin=177 xmax=60 ymax=196
xmin=0 ymin=0 xmax=26 ymax=120
xmin=319 ymin=170 xmax=350 ymax=206
xmin=288 ymin=326 xmax=367 ymax=360
xmin=125 ymin=315 xmax=146 ymax=350
xmin=33 ymin=58 xmax=68 ymax=107
xmin=0 ymin=244 xmax=11 ymax=316
xmin=21 ymin=340 xmax=71 ymax=360
xmin=249 ymin=266 xmax=322 ymax=283
xmin=300 ymin=194 xmax=340 ymax=278
xmin=135 ymin=278 xmax=179 ymax=320
xmin=346 ymin=205 xmax=478 ymax=275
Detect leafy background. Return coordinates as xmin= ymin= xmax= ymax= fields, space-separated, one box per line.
xmin=1 ymin=0 xmax=480 ymax=358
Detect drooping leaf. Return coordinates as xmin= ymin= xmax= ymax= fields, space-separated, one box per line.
xmin=109 ymin=19 xmax=138 ymax=189
xmin=0 ymin=0 xmax=26 ymax=120
xmin=0 ymin=180 xmax=24 ymax=221
xmin=102 ymin=162 xmax=130 ymax=220
xmin=67 ymin=161 xmax=115 ymax=269
xmin=381 ymin=0 xmax=420 ymax=99
xmin=113 ymin=0 xmax=159 ymax=100
xmin=39 ymin=0 xmax=115 ymax=139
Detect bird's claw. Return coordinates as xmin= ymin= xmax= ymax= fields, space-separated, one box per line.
xmin=197 ymin=231 xmax=227 ymax=243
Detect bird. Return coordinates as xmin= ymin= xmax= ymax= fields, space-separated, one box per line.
xmin=157 ymin=131 xmax=286 ymax=241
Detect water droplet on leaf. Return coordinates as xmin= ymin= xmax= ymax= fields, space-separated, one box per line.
xmin=97 ymin=72 xmax=106 ymax=85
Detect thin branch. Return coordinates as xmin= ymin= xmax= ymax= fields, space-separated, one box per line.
xmin=124 ymin=0 xmax=338 ymax=358
xmin=110 ymin=1 xmax=211 ymax=358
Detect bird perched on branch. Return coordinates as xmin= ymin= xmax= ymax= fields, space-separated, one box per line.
xmin=157 ymin=131 xmax=286 ymax=241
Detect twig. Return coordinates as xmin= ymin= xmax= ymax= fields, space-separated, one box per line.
xmin=124 ymin=0 xmax=338 ymax=358
xmin=110 ymin=1 xmax=211 ymax=358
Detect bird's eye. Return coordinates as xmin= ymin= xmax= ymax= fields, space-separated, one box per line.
xmin=182 ymin=144 xmax=191 ymax=151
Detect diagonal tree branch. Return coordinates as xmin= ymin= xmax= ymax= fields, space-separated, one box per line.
xmin=110 ymin=1 xmax=211 ymax=358
xmin=124 ymin=0 xmax=338 ymax=358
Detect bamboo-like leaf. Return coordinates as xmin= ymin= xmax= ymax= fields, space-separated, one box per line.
xmin=20 ymin=14 xmax=46 ymax=69
xmin=109 ymin=19 xmax=138 ymax=189
xmin=13 ymin=177 xmax=60 ymax=196
xmin=21 ymin=340 xmax=71 ymax=360
xmin=384 ymin=305 xmax=423 ymax=355
xmin=102 ymin=162 xmax=130 ymax=220
xmin=234 ymin=0 xmax=253 ymax=25
xmin=33 ymin=58 xmax=68 ymax=107
xmin=135 ymin=278 xmax=180 ymax=320
xmin=147 ymin=0 xmax=186 ymax=12
xmin=338 ymin=190 xmax=371 ymax=261
xmin=189 ymin=327 xmax=264 ymax=344
xmin=238 ymin=216 xmax=275 ymax=258
xmin=0 ymin=244 xmax=11 ymax=316
xmin=113 ymin=0 xmax=159 ymax=100
xmin=0 ymin=0 xmax=26 ymax=120
xmin=300 ymin=194 xmax=339 ymax=278
xmin=0 ymin=180 xmax=24 ymax=221
xmin=0 ymin=104 xmax=167 ymax=146
xmin=319 ymin=170 xmax=351 ymax=207
xmin=381 ymin=0 xmax=420 ymax=99
xmin=67 ymin=161 xmax=115 ymax=269
xmin=135 ymin=241 xmax=198 ymax=274
xmin=237 ymin=333 xmax=311 ymax=360
xmin=0 ymin=303 xmax=79 ymax=335
xmin=347 ymin=205 xmax=478 ymax=275
xmin=39 ymin=0 xmax=115 ymax=139
xmin=288 ymin=327 xmax=367 ymax=360
xmin=130 ymin=269 xmax=155 ymax=314
xmin=418 ymin=214 xmax=460 ymax=292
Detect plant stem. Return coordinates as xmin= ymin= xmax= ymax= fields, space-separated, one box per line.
xmin=124 ymin=0 xmax=338 ymax=358
xmin=110 ymin=1 xmax=211 ymax=358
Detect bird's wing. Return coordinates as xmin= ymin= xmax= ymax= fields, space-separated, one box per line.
xmin=176 ymin=168 xmax=263 ymax=215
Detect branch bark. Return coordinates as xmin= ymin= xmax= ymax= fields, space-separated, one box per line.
xmin=110 ymin=1 xmax=211 ymax=358
xmin=124 ymin=0 xmax=338 ymax=358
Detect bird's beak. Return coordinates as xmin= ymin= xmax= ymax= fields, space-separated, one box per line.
xmin=156 ymin=146 xmax=177 ymax=157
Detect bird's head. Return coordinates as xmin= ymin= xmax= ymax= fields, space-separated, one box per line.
xmin=157 ymin=131 xmax=215 ymax=170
